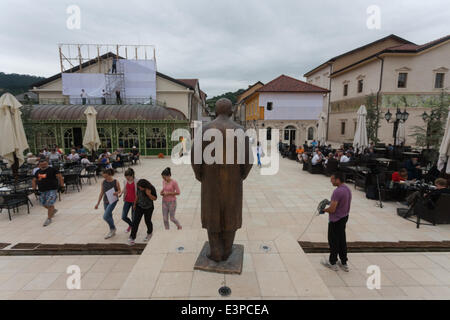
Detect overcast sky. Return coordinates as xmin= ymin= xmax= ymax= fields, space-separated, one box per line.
xmin=1 ymin=0 xmax=449 ymax=96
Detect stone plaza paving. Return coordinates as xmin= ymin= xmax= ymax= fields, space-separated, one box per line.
xmin=0 ymin=157 xmax=449 ymax=299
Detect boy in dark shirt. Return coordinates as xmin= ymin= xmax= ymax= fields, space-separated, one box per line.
xmin=32 ymin=160 xmax=64 ymax=226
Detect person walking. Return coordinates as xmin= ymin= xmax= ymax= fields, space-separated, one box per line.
xmin=128 ymin=179 xmax=157 ymax=245
xmin=119 ymin=168 xmax=138 ymax=233
xmin=321 ymin=172 xmax=352 ymax=272
xmin=95 ymin=168 xmax=121 ymax=239
xmin=160 ymin=167 xmax=182 ymax=230
xmin=256 ymin=141 xmax=262 ymax=168
xmin=32 ymin=159 xmax=65 ymax=227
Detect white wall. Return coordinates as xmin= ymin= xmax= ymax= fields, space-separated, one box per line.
xmin=260 ymin=93 xmax=324 ymax=121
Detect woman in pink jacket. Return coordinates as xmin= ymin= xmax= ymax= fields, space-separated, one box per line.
xmin=160 ymin=167 xmax=182 ymax=230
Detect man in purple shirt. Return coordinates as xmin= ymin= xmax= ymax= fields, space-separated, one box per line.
xmin=321 ymin=171 xmax=352 ymax=272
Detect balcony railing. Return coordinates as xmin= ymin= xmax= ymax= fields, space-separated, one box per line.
xmin=38 ymin=97 xmax=168 ymax=107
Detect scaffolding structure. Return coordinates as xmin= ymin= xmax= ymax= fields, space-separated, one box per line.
xmin=58 ymin=43 xmax=156 ymax=73
xmin=58 ymin=44 xmax=156 ymax=104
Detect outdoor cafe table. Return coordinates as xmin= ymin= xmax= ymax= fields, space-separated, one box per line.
xmin=402 ymin=152 xmax=420 ymax=157
xmin=0 ymin=186 xmax=12 ymax=195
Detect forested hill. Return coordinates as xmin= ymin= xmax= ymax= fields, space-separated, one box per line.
xmin=206 ymin=88 xmax=246 ymax=110
xmin=0 ymin=72 xmax=45 ymax=95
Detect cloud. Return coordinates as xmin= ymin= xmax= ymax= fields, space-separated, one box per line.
xmin=0 ymin=0 xmax=448 ymax=96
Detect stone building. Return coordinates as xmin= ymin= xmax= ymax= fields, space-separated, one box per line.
xmin=243 ymin=75 xmax=328 ymax=146
xmin=304 ymin=34 xmax=450 ymax=146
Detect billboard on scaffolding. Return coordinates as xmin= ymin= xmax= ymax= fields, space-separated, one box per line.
xmin=119 ymin=59 xmax=156 ymax=101
xmin=62 ymin=59 xmax=157 ymax=104
xmin=62 ymin=73 xmax=106 ymax=101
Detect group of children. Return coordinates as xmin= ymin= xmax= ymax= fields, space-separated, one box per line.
xmin=94 ymin=166 xmax=182 ymax=245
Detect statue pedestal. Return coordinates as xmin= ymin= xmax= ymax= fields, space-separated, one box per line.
xmin=194 ymin=241 xmax=244 ymax=275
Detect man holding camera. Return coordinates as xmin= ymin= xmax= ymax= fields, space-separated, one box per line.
xmin=32 ymin=159 xmax=65 ymax=227
xmin=321 ymin=172 xmax=352 ymax=272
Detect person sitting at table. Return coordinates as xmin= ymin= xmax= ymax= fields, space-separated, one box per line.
xmin=303 ymin=140 xmax=308 ymax=151
xmin=80 ymin=155 xmax=92 ymax=166
xmin=111 ymin=151 xmax=122 ymax=169
xmin=48 ymin=149 xmax=61 ymax=162
xmin=66 ymin=149 xmax=80 ymax=162
xmin=26 ymin=153 xmax=39 ymax=166
xmin=130 ymin=146 xmax=140 ymax=164
xmin=77 ymin=145 xmax=87 ymax=155
xmin=405 ymin=157 xmax=421 ymax=180
xmin=392 ymin=168 xmax=408 ymax=182
xmin=312 ymin=147 xmax=319 ymax=157
xmin=340 ymin=151 xmax=351 ymax=163
xmin=296 ymin=146 xmax=305 ymax=162
xmin=324 ymin=153 xmax=334 ymax=166
xmin=407 ymin=178 xmax=450 ymax=210
xmin=311 ymin=150 xmax=323 ymax=166
xmin=98 ymin=154 xmax=111 ymax=169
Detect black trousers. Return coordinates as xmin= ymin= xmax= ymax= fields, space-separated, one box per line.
xmin=130 ymin=205 xmax=153 ymax=240
xmin=328 ymin=215 xmax=348 ymax=265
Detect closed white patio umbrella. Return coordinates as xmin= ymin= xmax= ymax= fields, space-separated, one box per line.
xmin=396 ymin=121 xmax=406 ymax=145
xmin=0 ymin=93 xmax=29 ymax=167
xmin=317 ymin=112 xmax=327 ymax=146
xmin=437 ymin=110 xmax=450 ymax=174
xmin=353 ymin=105 xmax=369 ymax=153
xmin=82 ymin=106 xmax=101 ymax=152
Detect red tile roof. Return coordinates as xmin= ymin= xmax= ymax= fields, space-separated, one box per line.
xmin=177 ymin=79 xmax=198 ymax=89
xmin=386 ymin=34 xmax=450 ymax=52
xmin=257 ymin=75 xmax=329 ymax=93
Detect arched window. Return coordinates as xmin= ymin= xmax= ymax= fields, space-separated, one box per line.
xmin=35 ymin=128 xmax=56 ymax=149
xmin=307 ymin=127 xmax=314 ymax=140
xmin=98 ymin=127 xmax=112 ymax=149
xmin=145 ymin=127 xmax=166 ymax=149
xmin=63 ymin=128 xmax=74 ymax=148
xmin=266 ymin=127 xmax=272 ymax=140
xmin=118 ymin=128 xmax=139 ymax=149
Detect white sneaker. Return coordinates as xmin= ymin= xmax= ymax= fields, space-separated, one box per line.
xmin=143 ymin=233 xmax=152 ymax=242
xmin=104 ymin=229 xmax=116 ymax=239
xmin=338 ymin=261 xmax=350 ymax=272
xmin=43 ymin=218 xmax=52 ymax=227
xmin=127 ymin=238 xmax=135 ymax=246
xmin=320 ymin=258 xmax=338 ymax=271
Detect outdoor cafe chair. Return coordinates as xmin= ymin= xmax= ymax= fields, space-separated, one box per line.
xmin=0 ymin=193 xmax=30 ymax=221
xmin=80 ymin=165 xmax=98 ymax=185
xmin=64 ymin=173 xmax=82 ymax=192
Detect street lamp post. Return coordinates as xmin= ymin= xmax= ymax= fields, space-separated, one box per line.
xmin=384 ymin=107 xmax=409 ymax=146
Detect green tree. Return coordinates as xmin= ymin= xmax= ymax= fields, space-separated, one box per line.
xmin=365 ymin=93 xmax=381 ymax=144
xmin=409 ymin=90 xmax=449 ymax=155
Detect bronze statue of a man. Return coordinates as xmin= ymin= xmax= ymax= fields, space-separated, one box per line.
xmin=191 ymin=98 xmax=253 ymax=262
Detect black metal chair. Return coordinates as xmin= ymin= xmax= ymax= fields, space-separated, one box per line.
xmin=80 ymin=165 xmax=98 ymax=185
xmin=64 ymin=173 xmax=81 ymax=192
xmin=0 ymin=193 xmax=30 ymax=220
xmin=122 ymin=155 xmax=132 ymax=167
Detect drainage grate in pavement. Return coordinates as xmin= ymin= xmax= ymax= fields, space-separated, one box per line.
xmin=299 ymin=241 xmax=450 ymax=253
xmin=0 ymin=243 xmax=10 ymax=249
xmin=10 ymin=243 xmax=40 ymax=250
xmin=1 ymin=243 xmax=147 ymax=255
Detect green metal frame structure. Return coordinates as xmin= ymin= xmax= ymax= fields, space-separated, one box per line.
xmin=28 ymin=119 xmax=189 ymax=156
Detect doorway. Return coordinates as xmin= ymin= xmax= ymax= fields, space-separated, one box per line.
xmin=284 ymin=126 xmax=296 ymax=145
xmin=73 ymin=127 xmax=83 ymax=148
